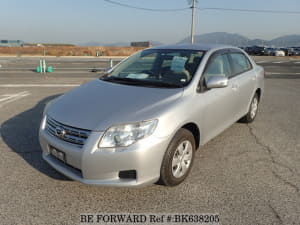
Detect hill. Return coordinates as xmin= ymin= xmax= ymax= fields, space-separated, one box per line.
xmin=178 ymin=32 xmax=300 ymax=47
xmin=178 ymin=32 xmax=249 ymax=46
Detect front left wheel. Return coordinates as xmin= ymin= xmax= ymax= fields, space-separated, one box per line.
xmin=158 ymin=128 xmax=196 ymax=186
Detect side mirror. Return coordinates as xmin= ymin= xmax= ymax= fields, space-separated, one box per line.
xmin=206 ymin=76 xmax=228 ymax=89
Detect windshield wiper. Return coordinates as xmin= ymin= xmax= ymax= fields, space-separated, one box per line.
xmin=100 ymin=76 xmax=183 ymax=88
xmin=139 ymin=80 xmax=183 ymax=88
xmin=100 ymin=76 xmax=137 ymax=82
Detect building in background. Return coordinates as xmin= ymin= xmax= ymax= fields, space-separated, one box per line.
xmin=131 ymin=41 xmax=152 ymax=47
xmin=0 ymin=40 xmax=24 ymax=47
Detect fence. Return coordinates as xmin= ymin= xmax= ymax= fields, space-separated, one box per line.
xmin=0 ymin=46 xmax=144 ymax=57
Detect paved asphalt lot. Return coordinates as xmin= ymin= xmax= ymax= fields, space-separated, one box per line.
xmin=0 ymin=56 xmax=299 ymax=225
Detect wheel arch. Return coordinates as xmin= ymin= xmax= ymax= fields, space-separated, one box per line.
xmin=181 ymin=122 xmax=201 ymax=150
xmin=256 ymin=88 xmax=262 ymax=102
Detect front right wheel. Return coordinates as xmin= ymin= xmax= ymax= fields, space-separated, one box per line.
xmin=159 ymin=128 xmax=195 ymax=186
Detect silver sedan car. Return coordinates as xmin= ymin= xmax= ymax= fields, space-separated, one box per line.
xmin=39 ymin=44 xmax=264 ymax=187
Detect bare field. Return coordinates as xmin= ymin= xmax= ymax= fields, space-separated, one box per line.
xmin=0 ymin=46 xmax=145 ymax=57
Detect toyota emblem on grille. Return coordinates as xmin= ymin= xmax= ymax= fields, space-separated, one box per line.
xmin=55 ymin=126 xmax=66 ymax=138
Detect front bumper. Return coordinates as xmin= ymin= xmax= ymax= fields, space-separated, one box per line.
xmin=39 ymin=122 xmax=171 ymax=187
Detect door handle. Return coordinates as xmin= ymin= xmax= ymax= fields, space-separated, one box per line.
xmin=232 ymin=84 xmax=238 ymax=91
xmin=252 ymin=74 xmax=258 ymax=81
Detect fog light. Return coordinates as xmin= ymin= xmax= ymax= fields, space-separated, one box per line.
xmin=57 ymin=152 xmax=64 ymax=161
xmin=51 ymin=149 xmax=57 ymax=157
xmin=119 ymin=170 xmax=137 ymax=179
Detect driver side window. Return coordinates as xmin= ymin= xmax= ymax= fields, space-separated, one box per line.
xmin=203 ymin=54 xmax=231 ymax=82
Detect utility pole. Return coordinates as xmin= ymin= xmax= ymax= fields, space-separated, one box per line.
xmin=191 ymin=0 xmax=197 ymax=44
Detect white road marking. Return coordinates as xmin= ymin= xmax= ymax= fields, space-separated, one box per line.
xmin=256 ymin=61 xmax=269 ymax=63
xmin=54 ymin=68 xmax=101 ymax=70
xmin=0 ymin=84 xmax=80 ymax=87
xmin=266 ymin=72 xmax=300 ymax=75
xmin=0 ymin=95 xmax=20 ymax=102
xmin=0 ymin=91 xmax=30 ymax=107
xmin=294 ymin=62 xmax=300 ymax=64
xmin=0 ymin=70 xmax=95 ymax=73
xmin=272 ymin=61 xmax=289 ymax=64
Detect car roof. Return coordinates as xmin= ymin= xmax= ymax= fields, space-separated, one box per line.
xmin=150 ymin=43 xmax=234 ymax=51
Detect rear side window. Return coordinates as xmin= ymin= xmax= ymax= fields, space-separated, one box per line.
xmin=230 ymin=53 xmax=252 ymax=76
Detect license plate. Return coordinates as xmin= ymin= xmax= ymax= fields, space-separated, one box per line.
xmin=49 ymin=146 xmax=66 ymax=163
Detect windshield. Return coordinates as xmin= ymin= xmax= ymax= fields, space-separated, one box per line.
xmin=100 ymin=49 xmax=205 ymax=88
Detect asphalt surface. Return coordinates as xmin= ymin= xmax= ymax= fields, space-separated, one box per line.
xmin=0 ymin=56 xmax=299 ymax=225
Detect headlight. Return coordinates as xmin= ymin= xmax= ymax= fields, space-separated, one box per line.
xmin=43 ymin=97 xmax=60 ymax=116
xmin=40 ymin=115 xmax=47 ymax=130
xmin=99 ymin=119 xmax=158 ymax=148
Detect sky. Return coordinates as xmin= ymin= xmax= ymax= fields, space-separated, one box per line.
xmin=1 ymin=0 xmax=300 ymax=45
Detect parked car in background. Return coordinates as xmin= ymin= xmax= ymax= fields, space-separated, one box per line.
xmin=265 ymin=48 xmax=275 ymax=56
xmin=243 ymin=47 xmax=251 ymax=54
xmin=280 ymin=48 xmax=293 ymax=56
xmin=288 ymin=48 xmax=298 ymax=56
xmin=273 ymin=49 xmax=285 ymax=56
xmin=292 ymin=48 xmax=300 ymax=56
xmin=245 ymin=46 xmax=268 ymax=56
xmin=39 ymin=44 xmax=264 ymax=187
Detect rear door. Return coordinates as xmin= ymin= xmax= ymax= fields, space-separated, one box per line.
xmin=228 ymin=51 xmax=257 ymax=118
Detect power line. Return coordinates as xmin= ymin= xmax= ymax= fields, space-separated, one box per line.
xmin=103 ymin=0 xmax=300 ymax=15
xmin=102 ymin=0 xmax=300 ymax=45
xmin=198 ymin=7 xmax=300 ymax=14
xmin=103 ymin=0 xmax=190 ymax=12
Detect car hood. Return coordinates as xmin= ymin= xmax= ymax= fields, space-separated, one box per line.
xmin=47 ymin=79 xmax=183 ymax=131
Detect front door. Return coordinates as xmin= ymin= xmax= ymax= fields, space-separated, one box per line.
xmin=197 ymin=52 xmax=239 ymax=144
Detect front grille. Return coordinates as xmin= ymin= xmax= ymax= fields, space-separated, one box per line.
xmin=46 ymin=116 xmax=91 ymax=147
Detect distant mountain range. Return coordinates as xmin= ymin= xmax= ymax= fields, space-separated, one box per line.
xmin=80 ymin=32 xmax=300 ymax=47
xmin=178 ymin=32 xmax=300 ymax=47
xmin=81 ymin=41 xmax=164 ymax=47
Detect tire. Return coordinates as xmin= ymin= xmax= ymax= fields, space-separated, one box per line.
xmin=158 ymin=128 xmax=196 ymax=186
xmin=240 ymin=93 xmax=259 ymax=123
